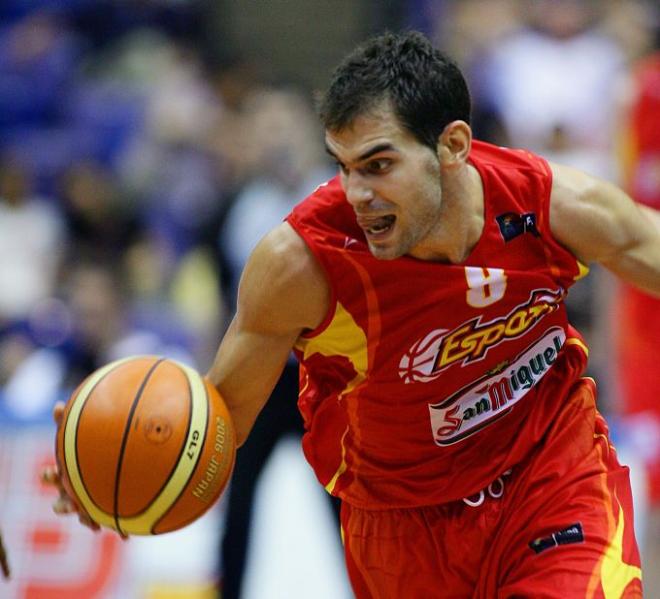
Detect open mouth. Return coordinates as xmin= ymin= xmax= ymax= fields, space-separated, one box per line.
xmin=360 ymin=215 xmax=396 ymax=237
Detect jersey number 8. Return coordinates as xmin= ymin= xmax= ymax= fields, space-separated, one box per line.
xmin=465 ymin=267 xmax=507 ymax=308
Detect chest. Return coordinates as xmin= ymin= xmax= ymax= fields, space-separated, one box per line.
xmin=330 ymin=254 xmax=569 ymax=394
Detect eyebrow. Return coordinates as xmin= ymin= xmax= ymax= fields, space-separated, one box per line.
xmin=325 ymin=142 xmax=395 ymax=164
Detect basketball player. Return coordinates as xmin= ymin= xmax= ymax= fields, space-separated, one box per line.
xmin=48 ymin=31 xmax=659 ymax=597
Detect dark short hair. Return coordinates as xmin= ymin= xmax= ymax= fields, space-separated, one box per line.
xmin=319 ymin=31 xmax=471 ymax=150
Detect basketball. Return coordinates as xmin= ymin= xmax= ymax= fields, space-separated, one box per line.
xmin=54 ymin=355 xmax=236 ymax=535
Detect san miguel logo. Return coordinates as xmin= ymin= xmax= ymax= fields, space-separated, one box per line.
xmin=398 ymin=288 xmax=565 ymax=384
xmin=429 ymin=327 xmax=566 ymax=446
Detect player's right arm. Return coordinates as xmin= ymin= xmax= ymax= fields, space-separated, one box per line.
xmin=206 ymin=221 xmax=330 ymax=447
xmin=45 ymin=221 xmax=329 ymax=520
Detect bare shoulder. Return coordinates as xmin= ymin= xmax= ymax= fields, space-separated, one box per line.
xmin=548 ymin=161 xmax=639 ymax=264
xmin=237 ymin=221 xmax=330 ymax=334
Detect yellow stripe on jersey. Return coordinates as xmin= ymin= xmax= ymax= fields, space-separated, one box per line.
xmin=599 ymin=493 xmax=642 ymax=598
xmin=566 ymin=337 xmax=590 ymax=357
xmin=574 ymin=261 xmax=590 ymax=281
xmin=325 ymin=427 xmax=349 ymax=494
xmin=296 ymin=301 xmax=368 ymax=494
xmin=295 ymin=300 xmax=368 ymax=395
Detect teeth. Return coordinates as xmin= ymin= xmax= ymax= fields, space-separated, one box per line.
xmin=364 ymin=215 xmax=395 ymax=235
xmin=368 ymin=224 xmax=389 ymax=234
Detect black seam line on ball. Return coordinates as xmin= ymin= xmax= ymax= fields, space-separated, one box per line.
xmin=151 ymin=361 xmax=201 ymax=533
xmin=113 ymin=357 xmax=166 ymax=536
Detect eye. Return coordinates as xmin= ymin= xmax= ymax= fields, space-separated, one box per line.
xmin=365 ymin=159 xmax=392 ymax=174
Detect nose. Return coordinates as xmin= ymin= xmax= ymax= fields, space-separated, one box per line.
xmin=343 ymin=171 xmax=374 ymax=207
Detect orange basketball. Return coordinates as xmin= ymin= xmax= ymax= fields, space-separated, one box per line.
xmin=55 ymin=355 xmax=236 ymax=535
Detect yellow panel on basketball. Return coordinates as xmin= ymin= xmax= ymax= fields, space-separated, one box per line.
xmin=54 ymin=355 xmax=236 ymax=536
xmin=152 ymin=377 xmax=236 ymax=534
xmin=76 ymin=356 xmax=159 ymax=515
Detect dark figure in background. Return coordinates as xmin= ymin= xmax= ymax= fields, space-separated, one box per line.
xmin=219 ymin=362 xmax=331 ymax=598
xmin=0 ymin=530 xmax=9 ymax=579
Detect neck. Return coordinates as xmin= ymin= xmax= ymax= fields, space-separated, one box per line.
xmin=417 ymin=163 xmax=484 ymax=263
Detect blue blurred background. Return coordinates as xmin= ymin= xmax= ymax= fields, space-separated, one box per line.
xmin=0 ymin=1 xmax=658 ymax=597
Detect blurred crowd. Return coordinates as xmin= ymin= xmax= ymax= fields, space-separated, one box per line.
xmin=0 ymin=0 xmax=333 ymax=424
xmin=0 ymin=0 xmax=658 ymax=596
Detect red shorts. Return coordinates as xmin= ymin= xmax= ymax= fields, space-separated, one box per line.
xmin=340 ymin=379 xmax=642 ymax=598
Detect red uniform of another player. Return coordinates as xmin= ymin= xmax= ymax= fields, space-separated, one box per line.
xmin=617 ymin=51 xmax=660 ymax=505
xmin=287 ymin=141 xmax=642 ymax=597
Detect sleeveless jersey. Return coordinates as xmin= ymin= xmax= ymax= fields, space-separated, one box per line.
xmin=286 ymin=140 xmax=589 ymax=509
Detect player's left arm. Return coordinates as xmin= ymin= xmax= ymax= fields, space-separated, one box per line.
xmin=549 ymin=161 xmax=660 ymax=297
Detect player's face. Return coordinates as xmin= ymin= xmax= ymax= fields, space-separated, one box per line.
xmin=325 ymin=105 xmax=445 ymax=261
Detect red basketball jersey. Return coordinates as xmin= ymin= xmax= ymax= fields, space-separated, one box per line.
xmin=286 ymin=140 xmax=589 ymax=508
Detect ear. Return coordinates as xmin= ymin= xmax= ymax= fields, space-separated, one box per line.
xmin=436 ymin=121 xmax=472 ymax=168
